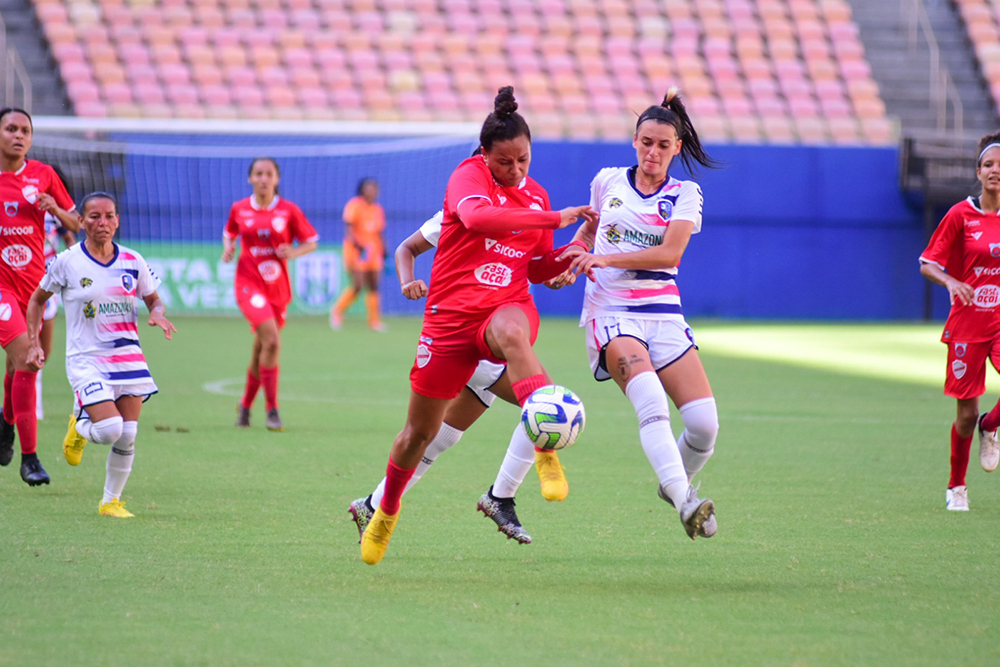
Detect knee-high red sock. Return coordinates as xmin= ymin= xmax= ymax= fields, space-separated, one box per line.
xmin=12 ymin=371 xmax=37 ymax=455
xmin=980 ymin=398 xmax=1000 ymax=432
xmin=259 ymin=365 xmax=278 ymax=411
xmin=3 ymin=372 xmax=12 ymax=422
xmin=241 ymin=367 xmax=261 ymax=410
xmin=949 ymin=423 xmax=973 ymax=488
xmin=511 ymin=373 xmax=551 ymax=407
xmin=379 ymin=457 xmax=415 ymax=515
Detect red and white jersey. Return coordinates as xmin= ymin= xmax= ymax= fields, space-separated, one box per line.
xmin=426 ymin=156 xmax=560 ymax=321
xmin=920 ymin=197 xmax=1000 ymax=342
xmin=582 ymin=166 xmax=703 ymax=324
xmin=418 ymin=210 xmax=444 ymax=247
xmin=39 ymin=243 xmax=160 ymax=388
xmin=0 ymin=160 xmax=74 ymax=311
xmin=224 ymin=196 xmax=318 ymax=307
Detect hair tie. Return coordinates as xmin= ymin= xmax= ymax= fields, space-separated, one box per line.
xmin=979 ymin=143 xmax=1000 ymax=164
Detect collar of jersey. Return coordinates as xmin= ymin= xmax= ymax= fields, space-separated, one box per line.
xmin=627 ymin=166 xmax=671 ymax=200
xmin=0 ymin=160 xmax=27 ymax=176
xmin=250 ymin=195 xmax=280 ymax=211
xmin=81 ymin=241 xmax=119 ymax=267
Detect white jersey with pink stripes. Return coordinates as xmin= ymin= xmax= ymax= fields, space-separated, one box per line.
xmin=582 ymin=166 xmax=703 ymax=324
xmin=39 ymin=243 xmax=161 ymax=391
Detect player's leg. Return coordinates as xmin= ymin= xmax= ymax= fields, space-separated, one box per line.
xmin=973 ymin=338 xmax=1000 ymax=472
xmin=4 ymin=328 xmax=46 ymax=486
xmin=0 ymin=354 xmax=15 ymax=467
xmin=606 ymin=333 xmax=712 ymax=539
xmin=97 ymin=395 xmax=142 ymax=518
xmin=237 ymin=335 xmax=263 ymax=427
xmin=363 ymin=269 xmax=384 ymax=332
xmin=330 ymin=267 xmax=363 ymax=329
xmin=255 ymin=317 xmax=283 ymax=431
xmin=361 ymin=391 xmax=451 ymax=564
xmin=944 ymin=340 xmax=987 ymax=510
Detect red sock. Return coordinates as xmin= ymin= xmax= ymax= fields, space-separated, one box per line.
xmin=241 ymin=367 xmax=261 ymax=410
xmin=949 ymin=423 xmax=972 ymax=488
xmin=259 ymin=365 xmax=278 ymax=411
xmin=12 ymin=371 xmax=38 ymax=455
xmin=2 ymin=372 xmax=12 ymax=423
xmin=511 ymin=373 xmax=550 ymax=407
xmin=981 ymin=399 xmax=1000 ymax=432
xmin=379 ymin=457 xmax=415 ymax=515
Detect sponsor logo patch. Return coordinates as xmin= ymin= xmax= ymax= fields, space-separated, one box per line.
xmin=974 ymin=284 xmax=1000 ymax=308
xmin=83 ymin=381 xmax=104 ymax=396
xmin=608 ymin=197 xmax=623 ymax=209
xmin=80 ymin=277 xmax=92 ymax=287
xmin=83 ymin=301 xmax=96 ymax=319
xmin=1 ymin=244 xmax=31 ymax=268
xmin=258 ymin=260 xmax=281 ymax=282
xmin=473 ymin=262 xmax=512 ymax=288
xmin=485 ymin=238 xmax=525 ymax=258
xmin=249 ymin=293 xmax=267 ymax=309
xmin=605 ymin=224 xmax=621 ymax=245
xmin=973 ymin=232 xmax=984 ymax=240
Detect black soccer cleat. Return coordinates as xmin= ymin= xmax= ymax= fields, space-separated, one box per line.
xmin=20 ymin=455 xmax=50 ymax=487
xmin=477 ymin=487 xmax=532 ymax=544
xmin=0 ymin=410 xmax=14 ymax=467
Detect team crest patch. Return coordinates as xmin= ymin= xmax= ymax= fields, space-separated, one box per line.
xmin=605 ymin=224 xmax=621 ymax=245
xmin=271 ymin=215 xmax=287 ymax=233
xmin=121 ymin=273 xmax=134 ymax=293
xmin=3 ymin=201 xmax=17 ymax=216
xmin=609 ymin=197 xmax=623 ymax=209
xmin=83 ymin=301 xmax=96 ymax=319
xmin=80 ymin=277 xmax=93 ymax=287
xmin=953 ymin=360 xmax=967 ymax=379
xmin=955 ymin=343 xmax=967 ymax=358
xmin=991 ymin=243 xmax=1000 ymax=258
xmin=416 ymin=343 xmax=431 ymax=368
xmin=657 ymin=199 xmax=673 ymax=221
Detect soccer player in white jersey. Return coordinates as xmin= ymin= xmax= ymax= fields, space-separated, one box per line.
xmin=563 ymin=89 xmax=721 ymax=540
xmin=348 ymin=204 xmax=572 ymax=544
xmin=25 ymin=192 xmax=176 ymax=518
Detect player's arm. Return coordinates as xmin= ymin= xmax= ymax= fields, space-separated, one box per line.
xmin=396 ymin=229 xmax=434 ymax=300
xmin=920 ymin=261 xmax=973 ymax=306
xmin=143 ymin=291 xmax=177 ymax=340
xmin=36 ymin=195 xmax=80 ymax=233
xmin=567 ymin=220 xmax=694 ymax=281
xmin=25 ymin=287 xmax=54 ymax=371
xmin=276 ymin=240 xmax=318 ymax=260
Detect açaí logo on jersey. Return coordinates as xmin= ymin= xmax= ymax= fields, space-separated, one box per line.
xmin=974 ymin=284 xmax=1000 ymax=308
xmin=258 ymin=259 xmax=282 ymax=282
xmin=1 ymin=244 xmax=32 ymax=268
xmin=474 ymin=262 xmax=512 ymax=288
xmin=485 ymin=238 xmax=525 ymax=259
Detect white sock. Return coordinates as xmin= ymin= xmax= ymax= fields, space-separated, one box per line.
xmin=678 ymin=397 xmax=719 ymax=480
xmin=103 ymin=421 xmax=137 ymax=504
xmin=35 ymin=369 xmax=43 ymax=420
xmin=370 ymin=423 xmax=464 ymax=507
xmin=491 ymin=422 xmax=536 ymax=498
xmin=625 ymin=371 xmax=687 ymax=512
xmin=77 ymin=416 xmax=124 ymax=445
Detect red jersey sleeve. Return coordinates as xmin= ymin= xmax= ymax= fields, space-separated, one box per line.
xmin=290 ymin=204 xmax=319 ymax=243
xmin=43 ymin=164 xmax=75 ymax=212
xmin=224 ymin=203 xmax=240 ymax=239
xmin=921 ymin=206 xmax=963 ymax=274
xmin=446 ymin=160 xmax=560 ymax=233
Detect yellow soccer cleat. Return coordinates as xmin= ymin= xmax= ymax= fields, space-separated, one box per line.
xmin=63 ymin=414 xmax=88 ymax=466
xmin=360 ymin=505 xmax=400 ymax=565
xmin=534 ymin=449 xmax=569 ymax=502
xmin=98 ymin=499 xmax=135 ymax=518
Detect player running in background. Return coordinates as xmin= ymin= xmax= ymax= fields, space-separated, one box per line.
xmin=36 ymin=166 xmax=78 ymax=420
xmin=223 ymin=157 xmax=318 ymax=432
xmin=563 ymin=89 xmax=719 ymax=540
xmin=349 ymin=204 xmax=572 ymax=545
xmin=358 ymin=86 xmax=597 ymax=564
xmin=26 ymin=192 xmax=174 ymax=517
xmin=919 ymin=131 xmax=1000 ymax=511
xmin=0 ymin=107 xmax=79 ymax=486
xmin=329 ymin=178 xmax=386 ymax=332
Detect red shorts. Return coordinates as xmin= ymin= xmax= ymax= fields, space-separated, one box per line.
xmin=410 ymin=301 xmax=540 ymax=400
xmin=0 ymin=289 xmax=27 ymax=348
xmin=236 ymin=287 xmax=286 ymax=332
xmin=945 ymin=338 xmax=1000 ymax=399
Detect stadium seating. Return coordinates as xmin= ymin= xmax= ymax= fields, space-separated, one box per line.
xmin=34 ymin=0 xmax=894 ymax=144
xmin=955 ymin=0 xmax=1000 ymax=118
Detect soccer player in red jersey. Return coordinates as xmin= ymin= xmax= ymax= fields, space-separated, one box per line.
xmin=359 ymin=86 xmax=597 ymax=565
xmin=920 ymin=131 xmax=1000 ymax=511
xmin=222 ymin=157 xmax=318 ymax=432
xmin=0 ymin=107 xmax=79 ymax=485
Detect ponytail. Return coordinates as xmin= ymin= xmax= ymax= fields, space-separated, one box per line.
xmin=636 ymin=89 xmax=720 ymax=174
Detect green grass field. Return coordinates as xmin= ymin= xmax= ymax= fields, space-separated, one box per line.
xmin=3 ymin=316 xmax=999 ymax=666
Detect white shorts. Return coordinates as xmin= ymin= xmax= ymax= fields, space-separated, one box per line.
xmin=585 ymin=316 xmax=696 ymax=382
xmin=43 ymin=294 xmax=59 ymax=321
xmin=73 ymin=378 xmax=158 ymax=415
xmin=465 ymin=359 xmax=506 ymax=407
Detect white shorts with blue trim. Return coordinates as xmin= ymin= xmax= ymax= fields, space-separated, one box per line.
xmin=465 ymin=359 xmax=505 ymax=407
xmin=585 ymin=316 xmax=697 ymax=382
xmin=73 ymin=377 xmax=159 ymax=415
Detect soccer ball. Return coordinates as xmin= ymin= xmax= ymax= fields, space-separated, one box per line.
xmin=520 ymin=384 xmax=586 ymax=451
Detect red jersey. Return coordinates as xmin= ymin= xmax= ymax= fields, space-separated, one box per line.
xmin=0 ymin=160 xmax=74 ymax=311
xmin=921 ymin=197 xmax=1000 ymax=342
xmin=224 ymin=196 xmax=318 ymax=306
xmin=426 ymin=156 xmax=562 ymax=320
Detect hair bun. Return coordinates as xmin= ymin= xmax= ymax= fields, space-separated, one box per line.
xmin=493 ymin=86 xmax=518 ymax=117
xmin=662 ymin=87 xmax=680 ymax=107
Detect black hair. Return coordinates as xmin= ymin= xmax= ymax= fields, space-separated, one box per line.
xmin=248 ymin=157 xmax=280 ymax=195
xmin=0 ymin=107 xmax=32 ymax=129
xmin=356 ymin=177 xmax=378 ymax=196
xmin=479 ymin=86 xmax=531 ymax=152
xmin=635 ymin=88 xmax=720 ymax=174
xmin=80 ymin=191 xmax=117 ymax=215
xmin=977 ymin=131 xmax=1000 ymax=167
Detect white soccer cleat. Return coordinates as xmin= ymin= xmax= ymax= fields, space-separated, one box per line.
xmin=946 ymin=485 xmax=969 ymax=511
xmin=977 ymin=414 xmax=999 ymax=473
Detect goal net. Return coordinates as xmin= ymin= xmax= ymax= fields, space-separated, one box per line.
xmin=30 ymin=117 xmax=480 ymax=317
